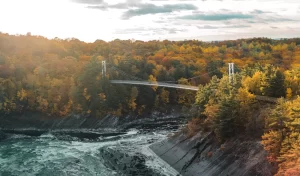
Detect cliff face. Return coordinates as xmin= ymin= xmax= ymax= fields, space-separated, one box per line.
xmin=150 ymin=132 xmax=273 ymax=176
xmin=0 ymin=110 xmax=185 ymax=131
xmin=0 ymin=112 xmax=119 ymax=129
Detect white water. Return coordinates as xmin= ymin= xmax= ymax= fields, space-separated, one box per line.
xmin=0 ymin=129 xmax=180 ymax=176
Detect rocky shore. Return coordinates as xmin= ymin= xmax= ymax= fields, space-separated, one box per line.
xmin=0 ymin=109 xmax=186 ymax=142
xmin=0 ymin=109 xmax=186 ymax=131
xmin=149 ymin=131 xmax=273 ymax=176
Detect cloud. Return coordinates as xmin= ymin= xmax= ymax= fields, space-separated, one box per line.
xmin=86 ymin=1 xmax=144 ymax=11
xmin=122 ymin=4 xmax=197 ymax=19
xmin=197 ymin=25 xmax=220 ymax=29
xmin=262 ymin=17 xmax=296 ymax=22
xmin=114 ymin=27 xmax=188 ymax=35
xmin=179 ymin=13 xmax=254 ymax=21
xmin=167 ymin=28 xmax=187 ymax=34
xmin=250 ymin=9 xmax=268 ymax=14
xmin=87 ymin=5 xmax=108 ymax=10
xmin=197 ymin=24 xmax=251 ymax=29
xmin=150 ymin=0 xmax=197 ymax=1
xmin=84 ymin=0 xmax=142 ymax=10
xmin=270 ymin=26 xmax=278 ymax=29
xmin=114 ymin=27 xmax=147 ymax=34
xmin=71 ymin=0 xmax=104 ymax=4
xmin=154 ymin=20 xmax=168 ymax=23
xmin=108 ymin=0 xmax=142 ymax=9
xmin=240 ymin=17 xmax=297 ymax=25
xmin=86 ymin=0 xmax=197 ymax=19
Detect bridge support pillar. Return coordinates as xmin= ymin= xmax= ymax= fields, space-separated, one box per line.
xmin=228 ymin=63 xmax=234 ymax=84
xmin=102 ymin=61 xmax=106 ymax=77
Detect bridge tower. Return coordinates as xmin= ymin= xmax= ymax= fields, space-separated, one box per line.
xmin=228 ymin=63 xmax=234 ymax=84
xmin=102 ymin=60 xmax=106 ymax=77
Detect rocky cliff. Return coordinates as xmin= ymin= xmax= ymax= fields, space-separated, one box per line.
xmin=150 ymin=131 xmax=273 ymax=176
xmin=0 ymin=109 xmax=186 ymax=131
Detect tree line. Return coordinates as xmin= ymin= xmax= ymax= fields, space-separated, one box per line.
xmin=1 ymin=33 xmax=299 ymax=118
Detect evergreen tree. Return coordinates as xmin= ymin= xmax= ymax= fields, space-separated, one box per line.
xmin=214 ymin=96 xmax=238 ymax=142
xmin=267 ymin=70 xmax=286 ymax=97
xmin=195 ymin=76 xmax=219 ymax=114
xmin=206 ymin=61 xmax=223 ymax=78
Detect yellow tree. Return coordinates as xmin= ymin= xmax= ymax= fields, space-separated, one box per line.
xmin=242 ymin=71 xmax=262 ymax=95
xmin=262 ymin=130 xmax=282 ymax=163
xmin=177 ymin=78 xmax=195 ymax=106
xmin=17 ymin=88 xmax=27 ymax=101
xmin=286 ymin=88 xmax=293 ymax=99
xmin=262 ymin=97 xmax=300 ymax=173
xmin=128 ymin=87 xmax=138 ymax=111
xmin=148 ymin=75 xmax=158 ymax=91
xmin=236 ymin=87 xmax=258 ymax=132
xmin=160 ymin=88 xmax=169 ymax=105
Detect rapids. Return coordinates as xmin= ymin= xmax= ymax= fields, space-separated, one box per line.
xmin=0 ymin=128 xmax=180 ymax=176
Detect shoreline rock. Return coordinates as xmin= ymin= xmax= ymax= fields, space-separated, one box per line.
xmin=149 ymin=131 xmax=273 ymax=176
xmin=0 ymin=108 xmax=186 ymax=131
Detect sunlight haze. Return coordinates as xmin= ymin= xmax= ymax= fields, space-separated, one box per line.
xmin=0 ymin=0 xmax=299 ymax=42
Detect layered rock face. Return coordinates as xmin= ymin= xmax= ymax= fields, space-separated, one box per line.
xmin=150 ymin=132 xmax=273 ymax=176
xmin=0 ymin=110 xmax=185 ymax=130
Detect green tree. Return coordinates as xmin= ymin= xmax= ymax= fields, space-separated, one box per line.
xmin=213 ymin=95 xmax=238 ymax=142
xmin=195 ymin=76 xmax=219 ymax=115
xmin=267 ymin=70 xmax=286 ymax=98
xmin=206 ymin=61 xmax=223 ymax=78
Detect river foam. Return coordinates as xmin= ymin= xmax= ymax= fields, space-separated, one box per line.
xmin=0 ymin=129 xmax=178 ymax=176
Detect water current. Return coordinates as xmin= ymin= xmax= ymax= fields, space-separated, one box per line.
xmin=0 ymin=128 xmax=180 ymax=176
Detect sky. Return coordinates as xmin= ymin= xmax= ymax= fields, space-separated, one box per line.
xmin=0 ymin=0 xmax=300 ymax=42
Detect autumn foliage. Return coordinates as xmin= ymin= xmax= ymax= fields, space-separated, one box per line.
xmin=0 ymin=33 xmax=300 ymax=175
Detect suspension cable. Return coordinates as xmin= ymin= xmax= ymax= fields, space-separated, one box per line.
xmin=107 ymin=62 xmax=143 ymax=81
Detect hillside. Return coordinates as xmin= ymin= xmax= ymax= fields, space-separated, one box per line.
xmin=1 ymin=33 xmax=300 ymax=175
xmin=1 ymin=33 xmax=300 ymax=117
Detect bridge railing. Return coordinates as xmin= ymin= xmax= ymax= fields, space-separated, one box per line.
xmin=110 ymin=80 xmax=283 ymax=104
xmin=110 ymin=80 xmax=199 ymax=91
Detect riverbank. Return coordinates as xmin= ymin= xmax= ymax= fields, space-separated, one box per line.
xmin=149 ymin=131 xmax=273 ymax=176
xmin=0 ymin=109 xmax=274 ymax=176
xmin=0 ymin=107 xmax=186 ymax=131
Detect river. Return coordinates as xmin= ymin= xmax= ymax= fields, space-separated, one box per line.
xmin=0 ymin=128 xmax=180 ymax=176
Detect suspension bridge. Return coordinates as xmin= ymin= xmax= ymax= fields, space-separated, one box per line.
xmin=110 ymin=80 xmax=199 ymax=91
xmin=102 ymin=60 xmax=278 ymax=103
xmin=102 ymin=60 xmax=234 ymax=92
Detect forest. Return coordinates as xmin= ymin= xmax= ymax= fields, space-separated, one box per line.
xmin=0 ymin=33 xmax=299 ymax=175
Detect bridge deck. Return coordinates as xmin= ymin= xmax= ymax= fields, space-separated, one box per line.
xmin=110 ymin=80 xmax=280 ymax=104
xmin=110 ymin=80 xmax=199 ymax=91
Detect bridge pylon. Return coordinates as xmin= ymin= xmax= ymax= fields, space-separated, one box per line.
xmin=228 ymin=63 xmax=234 ymax=84
xmin=102 ymin=60 xmax=106 ymax=77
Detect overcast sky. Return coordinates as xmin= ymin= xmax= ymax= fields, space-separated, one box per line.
xmin=0 ymin=0 xmax=299 ymax=42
